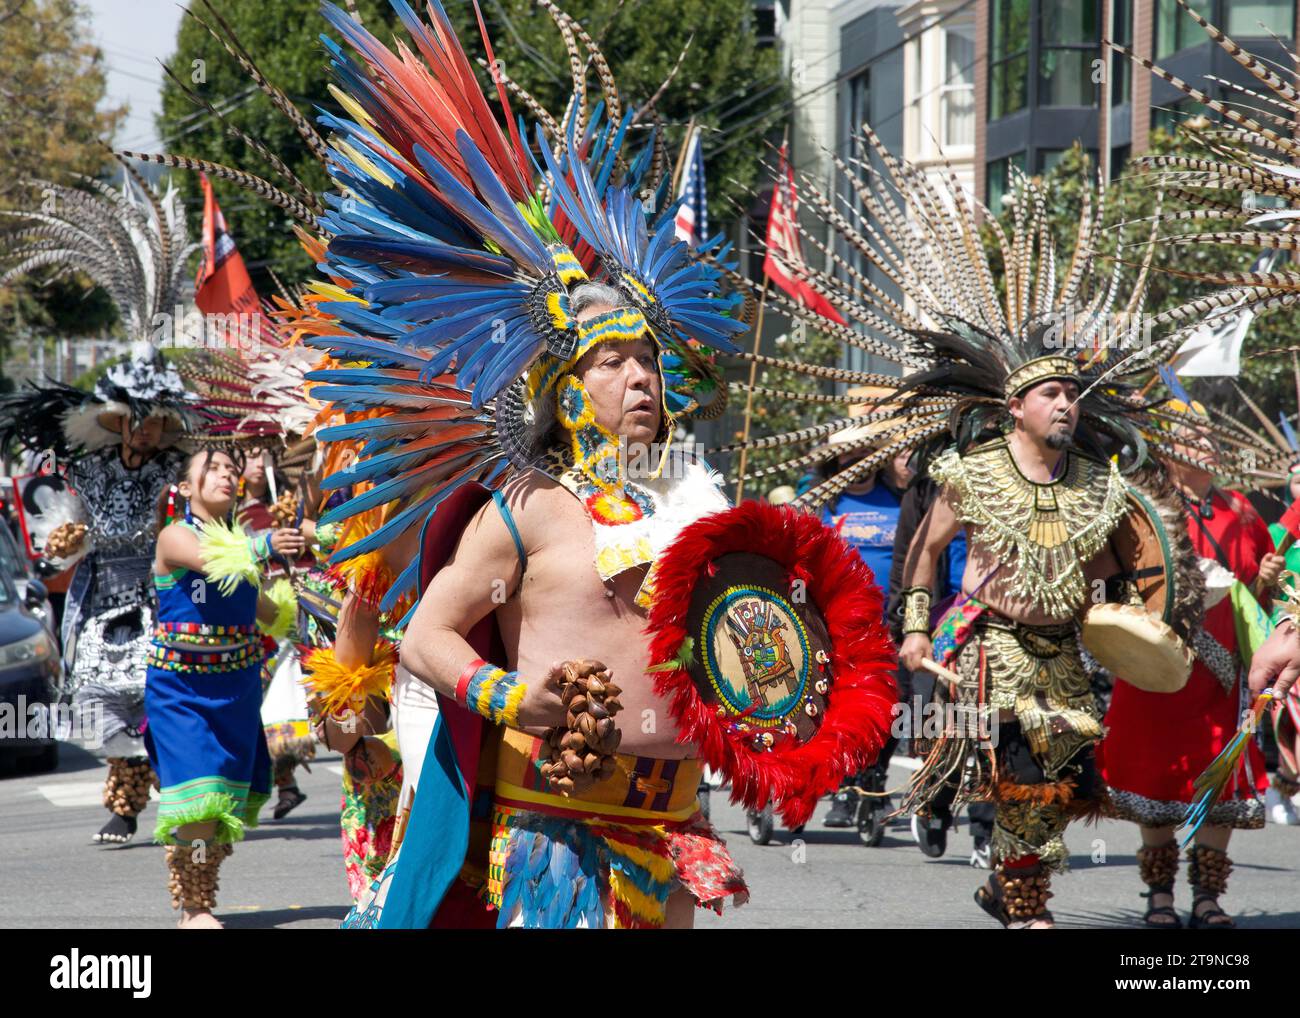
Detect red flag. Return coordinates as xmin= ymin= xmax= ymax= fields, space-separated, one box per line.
xmin=194 ymin=174 xmax=265 ymax=346
xmin=763 ymin=145 xmax=845 ymax=324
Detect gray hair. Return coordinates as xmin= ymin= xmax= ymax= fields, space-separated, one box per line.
xmin=570 ymin=281 xmax=624 ymax=318
xmin=519 ymin=283 xmax=633 ymax=458
xmin=522 ymin=383 xmax=558 ymax=459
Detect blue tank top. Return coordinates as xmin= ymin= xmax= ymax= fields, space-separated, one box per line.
xmin=149 ymin=522 xmax=262 ymax=674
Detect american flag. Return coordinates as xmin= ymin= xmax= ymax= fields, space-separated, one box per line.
xmin=763 ymin=144 xmax=845 ymax=323
xmin=674 ymin=126 xmax=708 ymax=246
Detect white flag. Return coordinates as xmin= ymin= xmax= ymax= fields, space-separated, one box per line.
xmin=1169 ymin=252 xmax=1276 ymax=377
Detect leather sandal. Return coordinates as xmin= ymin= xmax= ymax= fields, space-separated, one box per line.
xmin=1187 ymin=845 xmax=1234 ymax=929
xmin=1137 ymin=840 xmax=1181 ymax=929
xmin=975 ymin=870 xmax=1054 ymax=928
xmin=1188 ymin=894 xmax=1234 ymax=929
xmin=1139 ymin=889 xmax=1182 ymax=929
xmin=975 ymin=880 xmax=1017 ymax=927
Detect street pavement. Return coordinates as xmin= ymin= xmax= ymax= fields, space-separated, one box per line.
xmin=1 ymin=743 xmax=1297 ymax=929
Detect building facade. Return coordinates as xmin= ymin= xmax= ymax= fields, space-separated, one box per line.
xmin=978 ymin=0 xmax=1299 ymax=207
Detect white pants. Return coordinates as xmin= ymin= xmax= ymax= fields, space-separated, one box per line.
xmin=390 ymin=664 xmax=439 ymax=803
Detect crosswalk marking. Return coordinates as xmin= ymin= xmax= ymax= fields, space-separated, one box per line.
xmin=34 ymin=781 xmax=114 ymax=808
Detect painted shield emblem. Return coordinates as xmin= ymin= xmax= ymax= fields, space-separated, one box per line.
xmin=690 ymin=553 xmax=832 ymax=743
xmin=645 ymin=501 xmax=898 ymax=827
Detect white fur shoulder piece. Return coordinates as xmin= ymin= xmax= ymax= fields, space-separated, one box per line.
xmin=589 ymin=452 xmax=730 ymax=583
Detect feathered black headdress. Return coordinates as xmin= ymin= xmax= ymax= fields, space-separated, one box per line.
xmin=713 ymin=134 xmax=1168 ymax=508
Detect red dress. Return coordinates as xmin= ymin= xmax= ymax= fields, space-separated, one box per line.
xmin=1098 ymin=488 xmax=1268 ymax=829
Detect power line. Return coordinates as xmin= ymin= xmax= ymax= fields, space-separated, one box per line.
xmin=99 ymin=61 xmax=165 ymax=88
xmin=705 ymin=0 xmax=977 ymax=162
xmin=689 ymin=33 xmax=851 ymax=139
xmin=97 ymin=43 xmax=167 ymax=69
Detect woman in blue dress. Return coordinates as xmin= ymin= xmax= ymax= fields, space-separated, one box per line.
xmin=145 ymin=447 xmax=297 ymax=928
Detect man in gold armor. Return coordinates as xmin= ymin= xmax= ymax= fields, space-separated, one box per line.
xmin=898 ymin=354 xmax=1127 ymax=929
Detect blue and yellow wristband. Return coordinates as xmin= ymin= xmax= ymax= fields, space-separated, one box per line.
xmin=455 ymin=658 xmax=527 ymax=728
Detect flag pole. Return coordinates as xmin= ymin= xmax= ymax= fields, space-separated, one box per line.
xmin=670 ymin=118 xmax=697 ymax=197
xmin=1291 ymin=348 xmax=1300 ymax=428
xmin=734 ymin=274 xmax=771 ymax=503
xmin=735 ymin=127 xmax=789 ymax=503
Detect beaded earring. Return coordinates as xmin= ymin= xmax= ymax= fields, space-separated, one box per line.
xmin=163 ymin=485 xmax=180 ymax=527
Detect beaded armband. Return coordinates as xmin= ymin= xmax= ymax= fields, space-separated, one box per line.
xmin=455 ymin=658 xmax=527 ymax=728
xmin=901 ymin=587 xmax=932 ymax=635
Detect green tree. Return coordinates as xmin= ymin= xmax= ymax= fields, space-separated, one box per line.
xmin=447 ymin=0 xmax=787 ymax=220
xmin=157 ymin=1 xmax=785 ymax=292
xmin=157 ymin=0 xmax=405 ymax=290
xmin=0 ymin=0 xmax=123 ymax=203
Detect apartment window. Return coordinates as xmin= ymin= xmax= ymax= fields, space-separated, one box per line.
xmin=1110 ymin=144 xmax=1131 ymax=179
xmin=1155 ymin=0 xmax=1211 ymax=58
xmin=1226 ymin=0 xmax=1294 ymax=37
xmin=989 ymin=0 xmax=1030 ymax=120
xmin=1036 ymin=149 xmax=1066 ymax=174
xmin=906 ymin=35 xmax=922 ymax=152
xmin=987 ymin=152 xmax=1028 ymax=210
xmin=1036 ymin=148 xmax=1096 ymax=175
xmin=1110 ymin=0 xmax=1132 ymax=105
xmin=1151 ymin=97 xmax=1206 ymax=135
xmin=847 ymin=69 xmax=870 ymax=148
xmin=942 ymin=25 xmax=976 ymax=146
xmin=1039 ymin=0 xmax=1099 ymax=107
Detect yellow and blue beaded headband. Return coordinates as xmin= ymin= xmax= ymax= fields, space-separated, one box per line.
xmin=525 ymin=305 xmax=655 ymax=405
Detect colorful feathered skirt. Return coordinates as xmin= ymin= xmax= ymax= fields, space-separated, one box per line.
xmin=487 ymin=729 xmax=748 ymax=928
xmin=340 ymin=730 xmax=403 ymax=905
xmin=144 ymin=623 xmax=272 ymax=844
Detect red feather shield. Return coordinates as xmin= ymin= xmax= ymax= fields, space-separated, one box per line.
xmin=644 ymin=501 xmax=898 ymax=827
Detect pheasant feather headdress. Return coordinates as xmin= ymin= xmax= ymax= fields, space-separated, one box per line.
xmin=713 ymin=127 xmax=1173 ymax=508
xmin=715 ymin=111 xmax=1292 ymax=506
xmin=1108 ymin=0 xmax=1300 ymax=325
xmin=0 ymin=163 xmax=201 ymax=456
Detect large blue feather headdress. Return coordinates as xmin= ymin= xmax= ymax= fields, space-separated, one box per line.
xmin=297 ymin=0 xmax=749 ymax=613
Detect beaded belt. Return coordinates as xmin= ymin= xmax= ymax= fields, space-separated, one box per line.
xmin=150 ymin=622 xmax=263 ymax=674
xmin=156 ymin=621 xmax=258 ymax=635
xmin=148 ymin=642 xmax=263 ymax=673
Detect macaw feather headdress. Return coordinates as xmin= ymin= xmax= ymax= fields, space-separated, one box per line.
xmin=300 ymin=0 xmax=748 ymax=610
xmin=117 ymin=0 xmax=750 ymax=616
